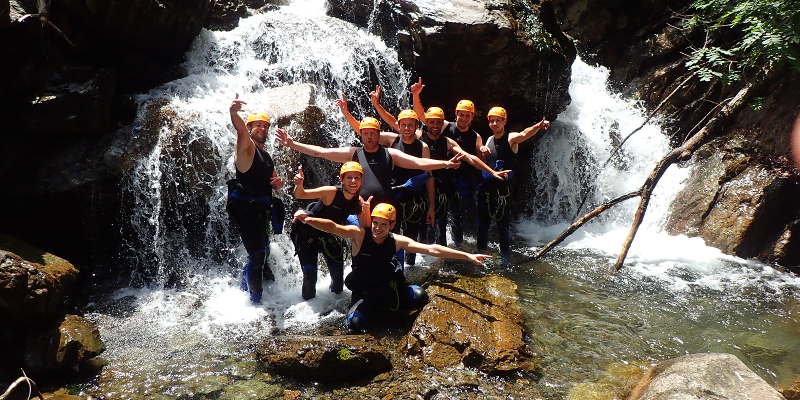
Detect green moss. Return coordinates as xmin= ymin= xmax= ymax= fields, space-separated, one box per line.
xmin=337 ymin=348 xmax=354 ymax=361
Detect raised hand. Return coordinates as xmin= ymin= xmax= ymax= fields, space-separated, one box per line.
xmin=493 ymin=169 xmax=513 ymax=181
xmin=275 ymin=128 xmax=293 ymax=147
xmin=230 ymin=93 xmax=246 ymax=113
xmin=271 ymin=175 xmax=284 ymax=190
xmin=479 ymin=145 xmax=490 ymax=157
xmin=369 ymin=85 xmax=381 ymax=105
xmin=336 ymin=93 xmax=349 ymax=114
xmin=410 ymin=77 xmax=424 ymax=96
xmin=467 ymin=253 xmax=493 ymax=265
xmin=359 ymin=195 xmax=373 ymax=211
xmin=538 ymin=117 xmax=551 ymax=130
xmin=293 ymin=166 xmax=305 ymax=187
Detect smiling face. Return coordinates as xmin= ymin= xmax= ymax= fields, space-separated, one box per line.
xmin=488 ymin=115 xmax=506 ymax=135
xmin=425 ymin=117 xmax=444 ymax=138
xmin=359 ymin=128 xmax=380 ymax=151
xmin=398 ymin=118 xmax=418 ymax=140
xmin=455 ymin=110 xmax=474 ymax=131
xmin=248 ymin=121 xmax=270 ymax=145
xmin=339 ymin=171 xmax=363 ymax=195
xmin=370 ymin=216 xmax=394 ymax=240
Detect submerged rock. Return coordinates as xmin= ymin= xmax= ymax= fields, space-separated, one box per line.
xmin=218 ymin=380 xmax=283 ymax=400
xmin=23 ymin=314 xmax=106 ymax=376
xmin=403 ymin=275 xmax=535 ymax=374
xmin=629 ymin=353 xmax=784 ymax=400
xmin=256 ymin=335 xmax=391 ymax=381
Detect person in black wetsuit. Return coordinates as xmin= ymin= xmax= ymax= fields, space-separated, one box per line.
xmin=479 ymin=106 xmax=550 ymax=265
xmin=227 ymin=94 xmax=285 ymax=304
xmin=290 ymin=161 xmax=367 ymax=300
xmin=294 ymin=202 xmax=490 ymax=333
xmin=274 ymin=96 xmax=465 ymax=211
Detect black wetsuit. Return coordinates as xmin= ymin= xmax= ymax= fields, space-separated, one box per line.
xmin=478 ymin=132 xmax=515 ymax=259
xmin=420 ymin=129 xmax=451 ymax=246
xmin=290 ymin=186 xmax=360 ymax=299
xmin=352 ymin=146 xmax=395 ymax=209
xmin=226 ymin=146 xmax=275 ymax=303
xmin=443 ymin=121 xmax=481 ymax=246
xmin=391 ymin=136 xmax=428 ymax=265
xmin=343 ymin=228 xmax=426 ymax=332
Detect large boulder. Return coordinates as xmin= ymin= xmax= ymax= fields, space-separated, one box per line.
xmin=629 ymin=353 xmax=784 ymax=400
xmin=23 ymin=314 xmax=106 ymax=376
xmin=666 ymin=135 xmax=800 ymax=268
xmin=327 ymin=0 xmax=575 ymax=128
xmin=403 ymin=275 xmax=535 ymax=374
xmin=0 ymin=235 xmax=79 ymax=322
xmin=256 ymin=335 xmax=391 ymax=381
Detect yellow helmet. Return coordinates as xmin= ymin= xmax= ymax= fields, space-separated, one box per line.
xmin=246 ymin=113 xmax=271 ymax=127
xmin=487 ymin=106 xmax=507 ymax=120
xmin=359 ymin=117 xmax=380 ymax=132
xmin=397 ymin=109 xmax=419 ymax=122
xmin=455 ymin=99 xmax=475 ymax=114
xmin=424 ymin=107 xmax=445 ymax=120
xmin=371 ymin=203 xmax=396 ymax=221
xmin=339 ymin=161 xmax=364 ymax=176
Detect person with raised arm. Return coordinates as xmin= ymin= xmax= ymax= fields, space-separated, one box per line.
xmin=290 ymin=162 xmax=369 ymax=300
xmin=407 ymin=78 xmax=510 ymax=246
xmin=412 ymin=79 xmax=487 ymax=248
xmin=227 ymin=94 xmax=285 ymax=304
xmin=294 ymin=202 xmax=491 ymax=333
xmin=479 ymin=106 xmax=551 ymax=265
xmin=275 ymin=99 xmax=464 ymax=211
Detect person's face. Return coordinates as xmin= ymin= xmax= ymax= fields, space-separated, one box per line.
xmin=340 ymin=172 xmax=363 ymax=195
xmin=359 ymin=128 xmax=380 ymax=150
xmin=455 ymin=110 xmax=474 ymax=131
xmin=425 ymin=118 xmax=444 ymax=138
xmin=488 ymin=116 xmax=506 ymax=134
xmin=371 ymin=216 xmax=394 ymax=239
xmin=398 ymin=118 xmax=418 ymax=139
xmin=248 ymin=121 xmax=269 ymax=144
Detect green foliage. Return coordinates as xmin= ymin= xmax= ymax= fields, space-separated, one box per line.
xmin=337 ymin=348 xmax=354 ymax=361
xmin=684 ymin=0 xmax=800 ymax=81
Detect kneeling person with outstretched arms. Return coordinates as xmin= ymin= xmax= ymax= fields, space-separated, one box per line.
xmin=294 ymin=202 xmax=491 ymax=333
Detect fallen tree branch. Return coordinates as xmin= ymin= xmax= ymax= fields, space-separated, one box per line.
xmin=0 ymin=370 xmax=44 ymax=400
xmin=529 ymin=190 xmax=642 ymax=262
xmin=610 ymin=69 xmax=765 ymax=272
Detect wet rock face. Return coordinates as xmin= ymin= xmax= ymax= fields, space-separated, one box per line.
xmin=666 ymin=136 xmax=800 ymax=268
xmin=23 ymin=314 xmax=106 ymax=376
xmin=257 ymin=335 xmax=391 ymax=381
xmin=0 ymin=239 xmax=79 ymax=322
xmin=403 ymin=275 xmax=535 ymax=374
xmin=630 ymin=353 xmax=784 ymax=400
xmin=327 ymin=0 xmax=575 ymax=127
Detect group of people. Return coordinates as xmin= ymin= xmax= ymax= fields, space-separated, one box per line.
xmin=225 ymin=78 xmax=551 ymax=332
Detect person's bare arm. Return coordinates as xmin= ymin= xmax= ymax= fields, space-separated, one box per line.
xmin=390 ymin=148 xmax=463 ymax=171
xmin=370 ymin=85 xmax=400 ymax=132
xmin=422 ymin=143 xmax=436 ymax=224
xmin=394 ymin=234 xmax=491 ymax=265
xmin=336 ymin=93 xmax=361 ymax=134
xmin=230 ymin=94 xmax=255 ymax=171
xmin=410 ymin=77 xmax=426 ymax=124
xmin=449 ymin=139 xmax=510 ymax=180
xmin=292 ymin=166 xmax=336 ymax=201
xmin=295 ymin=214 xmax=361 ymax=241
xmin=379 ymin=131 xmax=400 ymax=147
xmin=509 ymin=118 xmax=551 ymax=150
xmin=276 ymin=128 xmax=355 ymax=163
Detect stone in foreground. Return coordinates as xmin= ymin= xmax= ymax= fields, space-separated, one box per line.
xmin=404 ymin=275 xmax=534 ymax=374
xmin=257 ymin=335 xmax=391 ymax=382
xmin=630 ymin=353 xmax=784 ymax=400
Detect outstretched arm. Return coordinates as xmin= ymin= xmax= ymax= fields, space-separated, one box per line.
xmin=276 ymin=128 xmax=355 ymax=163
xmin=449 ymin=139 xmax=510 ymax=180
xmin=336 ymin=93 xmax=361 ymax=134
xmin=509 ymin=118 xmax=551 ymax=148
xmin=394 ymin=234 xmax=491 ymax=265
xmin=292 ymin=166 xmax=337 ymax=201
xmin=390 ymin=148 xmax=464 ymax=171
xmin=370 ymin=85 xmax=400 ymax=132
xmin=295 ymin=214 xmax=361 ymax=241
xmin=230 ymin=94 xmax=254 ymax=155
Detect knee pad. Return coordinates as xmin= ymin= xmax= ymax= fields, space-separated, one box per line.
xmin=406 ymin=285 xmax=429 ymax=308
